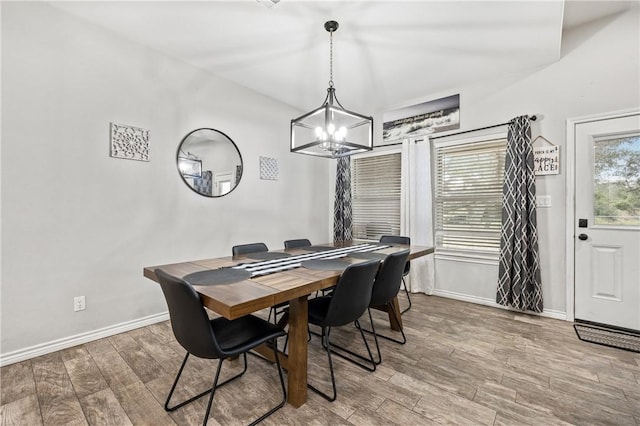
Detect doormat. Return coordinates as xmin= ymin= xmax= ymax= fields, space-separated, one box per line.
xmin=574 ymin=322 xmax=640 ymax=353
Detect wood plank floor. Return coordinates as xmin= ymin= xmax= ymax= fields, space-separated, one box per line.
xmin=2 ymin=295 xmax=639 ymax=425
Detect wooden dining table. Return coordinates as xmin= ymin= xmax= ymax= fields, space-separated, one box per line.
xmin=143 ymin=241 xmax=433 ymax=407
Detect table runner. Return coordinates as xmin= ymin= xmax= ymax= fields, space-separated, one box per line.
xmin=232 ymin=243 xmax=390 ymax=277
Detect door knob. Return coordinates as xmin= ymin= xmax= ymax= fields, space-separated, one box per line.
xmin=578 ymin=234 xmax=588 ymax=241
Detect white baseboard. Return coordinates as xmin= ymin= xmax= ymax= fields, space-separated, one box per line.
xmin=0 ymin=312 xmax=169 ymax=367
xmin=0 ymin=290 xmax=568 ymax=367
xmin=432 ymin=289 xmax=567 ymax=321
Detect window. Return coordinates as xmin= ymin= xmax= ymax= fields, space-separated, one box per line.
xmin=434 ymin=136 xmax=507 ymax=255
xmin=593 ymin=134 xmax=640 ymax=226
xmin=351 ymin=152 xmax=402 ymax=241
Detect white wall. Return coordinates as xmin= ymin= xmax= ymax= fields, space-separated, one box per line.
xmin=1 ymin=2 xmax=330 ymax=361
xmin=402 ymin=7 xmax=640 ymax=316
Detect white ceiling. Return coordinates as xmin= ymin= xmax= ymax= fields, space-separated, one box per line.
xmin=562 ymin=0 xmax=632 ymax=29
xmin=46 ymin=1 xmax=631 ymax=114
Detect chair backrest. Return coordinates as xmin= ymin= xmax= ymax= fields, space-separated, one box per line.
xmin=155 ymin=269 xmax=222 ymax=359
xmin=232 ymin=242 xmax=268 ymax=256
xmin=370 ymin=250 xmax=410 ymax=307
xmin=380 ymin=235 xmax=411 ymax=275
xmin=321 ymin=259 xmax=381 ymax=328
xmin=284 ymin=239 xmax=312 ymax=249
xmin=380 ymin=235 xmax=410 ymax=246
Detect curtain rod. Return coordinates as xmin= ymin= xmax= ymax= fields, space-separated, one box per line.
xmin=430 ymin=115 xmax=537 ymax=140
xmin=375 ymin=115 xmax=537 ymax=148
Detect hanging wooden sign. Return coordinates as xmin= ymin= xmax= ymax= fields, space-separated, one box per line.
xmin=533 ymin=136 xmax=559 ymax=175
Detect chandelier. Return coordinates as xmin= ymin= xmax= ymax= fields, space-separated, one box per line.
xmin=290 ymin=21 xmax=373 ymax=159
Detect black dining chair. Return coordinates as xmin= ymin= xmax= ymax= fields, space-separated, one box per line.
xmin=231 ymin=243 xmax=285 ymax=325
xmin=283 ymin=239 xmax=333 ymax=300
xmin=232 ymin=242 xmax=268 ymax=256
xmin=155 ymin=269 xmax=286 ymax=426
xmin=284 ymin=238 xmax=312 ymax=249
xmin=357 ymin=249 xmax=410 ymax=365
xmin=380 ymin=235 xmax=412 ymax=313
xmin=306 ymin=259 xmax=381 ymax=401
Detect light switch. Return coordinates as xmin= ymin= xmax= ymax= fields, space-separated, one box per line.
xmin=536 ymin=195 xmax=551 ymax=208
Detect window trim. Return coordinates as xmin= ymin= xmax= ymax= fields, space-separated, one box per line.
xmin=351 ymin=144 xmax=401 ymax=160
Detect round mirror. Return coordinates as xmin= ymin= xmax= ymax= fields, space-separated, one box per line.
xmin=176 ymin=128 xmax=243 ymax=197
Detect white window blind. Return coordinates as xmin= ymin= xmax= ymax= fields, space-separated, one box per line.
xmin=351 ymin=152 xmax=402 ymax=241
xmin=434 ymin=137 xmax=507 ymax=254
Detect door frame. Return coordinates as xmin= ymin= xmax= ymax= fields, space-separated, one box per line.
xmin=565 ymin=108 xmax=640 ymax=322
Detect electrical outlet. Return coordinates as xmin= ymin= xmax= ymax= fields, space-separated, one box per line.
xmin=74 ymin=296 xmax=86 ymax=312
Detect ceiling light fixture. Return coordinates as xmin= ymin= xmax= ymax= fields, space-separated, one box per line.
xmin=290 ymin=21 xmax=373 ymax=159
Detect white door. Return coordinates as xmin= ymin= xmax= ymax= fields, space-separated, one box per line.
xmin=214 ymin=172 xmax=234 ymax=196
xmin=574 ymin=112 xmax=640 ymax=331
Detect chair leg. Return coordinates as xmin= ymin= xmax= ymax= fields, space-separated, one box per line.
xmin=268 ymin=306 xmax=285 ymax=325
xmin=282 ymin=328 xmax=310 ymax=355
xmin=202 ymin=358 xmax=225 ymax=426
xmin=321 ymin=319 xmax=376 ymax=372
xmin=164 ymin=352 xmax=192 ymax=411
xmin=359 ymin=308 xmax=382 ymax=365
xmin=249 ymin=337 xmax=287 ymax=426
xmin=400 ymin=277 xmax=412 ymax=314
xmin=167 ymin=346 xmax=285 ymax=426
xmin=360 ymin=304 xmax=407 ymax=345
xmin=307 ymin=327 xmax=338 ymax=402
xmin=215 ymin=353 xmax=249 ymax=388
xmin=165 ymin=352 xmax=247 ymax=413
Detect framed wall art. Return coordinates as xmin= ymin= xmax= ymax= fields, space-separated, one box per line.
xmin=110 ymin=122 xmax=150 ymax=161
xmin=260 ymin=156 xmax=278 ymax=180
xmin=382 ymin=94 xmax=460 ymax=143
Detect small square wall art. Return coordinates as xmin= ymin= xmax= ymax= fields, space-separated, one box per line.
xmin=110 ymin=122 xmax=150 ymax=161
xmin=260 ymin=156 xmax=278 ymax=180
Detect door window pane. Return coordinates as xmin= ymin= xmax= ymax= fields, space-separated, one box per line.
xmin=593 ymin=134 xmax=640 ymax=226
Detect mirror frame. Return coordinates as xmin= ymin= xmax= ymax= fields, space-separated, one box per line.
xmin=176 ymin=128 xmax=243 ymax=198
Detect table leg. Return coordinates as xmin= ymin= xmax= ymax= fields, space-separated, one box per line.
xmin=287 ymin=296 xmax=308 ymax=407
xmin=371 ymin=296 xmax=404 ymax=331
xmin=388 ymin=296 xmax=403 ymax=331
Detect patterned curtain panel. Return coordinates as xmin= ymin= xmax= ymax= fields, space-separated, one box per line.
xmin=334 ymin=156 xmax=353 ymax=243
xmin=496 ymin=116 xmax=543 ymax=312
xmin=194 ymin=171 xmax=213 ymax=196
xmin=235 ymin=165 xmax=243 ymax=185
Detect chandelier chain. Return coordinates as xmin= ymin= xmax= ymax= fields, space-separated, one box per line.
xmin=329 ymin=30 xmax=334 ymax=88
